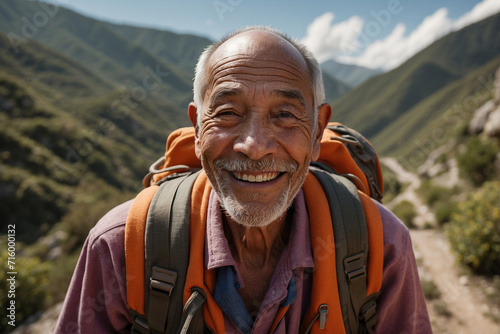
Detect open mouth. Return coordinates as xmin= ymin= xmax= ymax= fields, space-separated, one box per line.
xmin=232 ymin=171 xmax=282 ymax=183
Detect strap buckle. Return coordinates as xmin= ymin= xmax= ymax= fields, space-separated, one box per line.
xmin=132 ymin=316 xmax=150 ymax=334
xmin=147 ymin=267 xmax=178 ymax=332
xmin=359 ymin=298 xmax=378 ymax=333
xmin=344 ymin=253 xmax=366 ymax=282
xmin=150 ymin=266 xmax=177 ymax=295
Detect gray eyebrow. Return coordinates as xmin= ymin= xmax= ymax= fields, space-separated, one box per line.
xmin=209 ymin=88 xmax=241 ymax=107
xmin=270 ymin=89 xmax=306 ymax=109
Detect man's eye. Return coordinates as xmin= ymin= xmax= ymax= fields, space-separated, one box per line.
xmin=277 ymin=111 xmax=296 ymax=119
xmin=214 ymin=110 xmax=242 ymax=120
xmin=217 ymin=110 xmax=237 ymax=117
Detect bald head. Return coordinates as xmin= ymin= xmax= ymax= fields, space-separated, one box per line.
xmin=192 ymin=26 xmax=325 ymax=112
xmin=211 ymin=29 xmax=308 ymax=65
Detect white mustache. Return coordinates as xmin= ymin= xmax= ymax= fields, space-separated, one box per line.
xmin=213 ymin=157 xmax=298 ymax=173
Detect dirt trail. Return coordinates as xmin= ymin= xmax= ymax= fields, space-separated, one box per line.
xmin=381 ymin=157 xmax=435 ymax=227
xmin=412 ymin=230 xmax=499 ymax=333
xmin=382 ymin=157 xmax=499 ymax=334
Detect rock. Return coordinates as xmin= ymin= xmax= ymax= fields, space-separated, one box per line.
xmin=494 ymin=66 xmax=500 ymax=104
xmin=469 ymin=100 xmax=495 ymax=134
xmin=38 ymin=230 xmax=67 ymax=261
xmin=11 ymin=302 xmax=62 ymax=334
xmin=484 ymin=106 xmax=500 ymax=137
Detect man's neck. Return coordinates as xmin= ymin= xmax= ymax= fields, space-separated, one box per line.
xmin=223 ymin=211 xmax=291 ymax=269
xmin=222 ymin=211 xmax=292 ymax=315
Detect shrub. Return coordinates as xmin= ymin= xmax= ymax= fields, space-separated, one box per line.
xmin=421 ymin=278 xmax=441 ymax=300
xmin=417 ymin=180 xmax=453 ymax=208
xmin=456 ymin=136 xmax=498 ymax=187
xmin=433 ymin=300 xmax=453 ymax=318
xmin=0 ymin=248 xmax=50 ymax=332
xmin=393 ymin=200 xmax=417 ymax=229
xmin=59 ymin=178 xmax=133 ymax=253
xmin=446 ymin=181 xmax=500 ymax=276
xmin=417 ymin=180 xmax=458 ymax=226
xmin=47 ymin=251 xmax=80 ymax=303
xmin=435 ymin=201 xmax=459 ymax=226
xmin=382 ymin=165 xmax=405 ymax=203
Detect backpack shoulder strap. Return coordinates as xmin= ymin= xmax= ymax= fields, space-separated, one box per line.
xmin=146 ymin=171 xmax=201 ymax=333
xmin=126 ymin=185 xmax=160 ymax=319
xmin=309 ymin=167 xmax=381 ymax=334
xmin=126 ymin=170 xmax=202 ymax=334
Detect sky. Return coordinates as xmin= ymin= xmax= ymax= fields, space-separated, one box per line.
xmin=45 ymin=0 xmax=500 ymax=70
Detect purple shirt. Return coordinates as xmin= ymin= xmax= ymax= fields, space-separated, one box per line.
xmin=206 ymin=190 xmax=314 ymax=333
xmin=55 ymin=190 xmax=432 ymax=333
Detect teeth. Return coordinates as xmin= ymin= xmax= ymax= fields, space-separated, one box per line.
xmin=234 ymin=172 xmax=279 ymax=182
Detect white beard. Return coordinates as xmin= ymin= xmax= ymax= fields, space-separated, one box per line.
xmin=205 ymin=157 xmax=307 ymax=228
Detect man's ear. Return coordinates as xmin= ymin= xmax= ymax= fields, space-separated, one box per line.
xmin=188 ymin=102 xmax=202 ymax=159
xmin=188 ymin=102 xmax=198 ymax=128
xmin=311 ymin=103 xmax=332 ymax=162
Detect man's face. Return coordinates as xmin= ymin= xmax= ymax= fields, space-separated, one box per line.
xmin=190 ymin=30 xmax=329 ymax=227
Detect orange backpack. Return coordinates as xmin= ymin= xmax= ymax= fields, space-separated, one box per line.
xmin=125 ymin=122 xmax=384 ymax=334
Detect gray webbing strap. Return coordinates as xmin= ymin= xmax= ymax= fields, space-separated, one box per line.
xmin=309 ymin=168 xmax=369 ymax=334
xmin=176 ymin=289 xmax=207 ymax=334
xmin=359 ymin=293 xmax=379 ymax=334
xmin=144 ymin=171 xmax=201 ymax=333
xmin=131 ymin=314 xmax=150 ymax=334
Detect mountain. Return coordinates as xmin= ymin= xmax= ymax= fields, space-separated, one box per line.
xmin=0 ymin=0 xmax=211 ymax=111
xmin=321 ymin=59 xmax=382 ymax=87
xmin=0 ymin=31 xmax=158 ymax=242
xmin=0 ymin=0 xmax=212 ymax=243
xmin=105 ymin=23 xmax=210 ymax=75
xmin=322 ymin=71 xmax=352 ymax=103
xmin=1 ymin=0 xmax=499 ymax=244
xmin=373 ymin=57 xmax=500 ymax=158
xmin=330 ymin=12 xmax=500 ymax=163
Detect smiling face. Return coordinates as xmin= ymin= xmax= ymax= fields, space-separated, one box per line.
xmin=189 ymin=29 xmax=330 ymax=227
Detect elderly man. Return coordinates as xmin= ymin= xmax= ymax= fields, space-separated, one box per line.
xmin=56 ymin=27 xmax=431 ymax=333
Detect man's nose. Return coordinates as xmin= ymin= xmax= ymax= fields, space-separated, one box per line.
xmin=233 ymin=118 xmax=277 ymax=160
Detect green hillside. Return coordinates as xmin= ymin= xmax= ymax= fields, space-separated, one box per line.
xmin=106 ymin=23 xmax=211 ymax=74
xmin=0 ymin=27 xmax=183 ymax=242
xmin=373 ymin=56 xmax=500 ymax=167
xmin=321 ymin=59 xmax=382 ymax=87
xmin=0 ymin=0 xmax=207 ymax=244
xmin=331 ymin=12 xmax=500 ymax=153
xmin=0 ymin=74 xmax=160 ymax=245
xmin=0 ymin=0 xmax=210 ymax=111
xmin=322 ymin=71 xmax=352 ymax=103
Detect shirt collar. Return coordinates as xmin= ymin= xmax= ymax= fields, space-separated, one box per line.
xmin=205 ymin=190 xmax=237 ymax=270
xmin=205 ymin=189 xmax=314 ymax=273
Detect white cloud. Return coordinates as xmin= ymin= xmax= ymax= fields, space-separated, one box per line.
xmin=300 ymin=12 xmax=364 ymax=63
xmin=454 ymin=0 xmax=500 ymax=30
xmin=302 ymin=0 xmax=500 ymax=70
xmin=340 ymin=8 xmax=453 ymax=69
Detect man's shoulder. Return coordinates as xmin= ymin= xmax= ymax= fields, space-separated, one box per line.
xmin=86 ymin=199 xmax=133 ymax=248
xmin=374 ymin=201 xmax=413 ymax=267
xmin=374 ymin=201 xmax=410 ymax=244
xmin=375 ymin=201 xmax=410 ymax=238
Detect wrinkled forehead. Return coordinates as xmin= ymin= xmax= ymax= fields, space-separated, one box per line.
xmin=207 ymin=30 xmax=312 ymax=85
